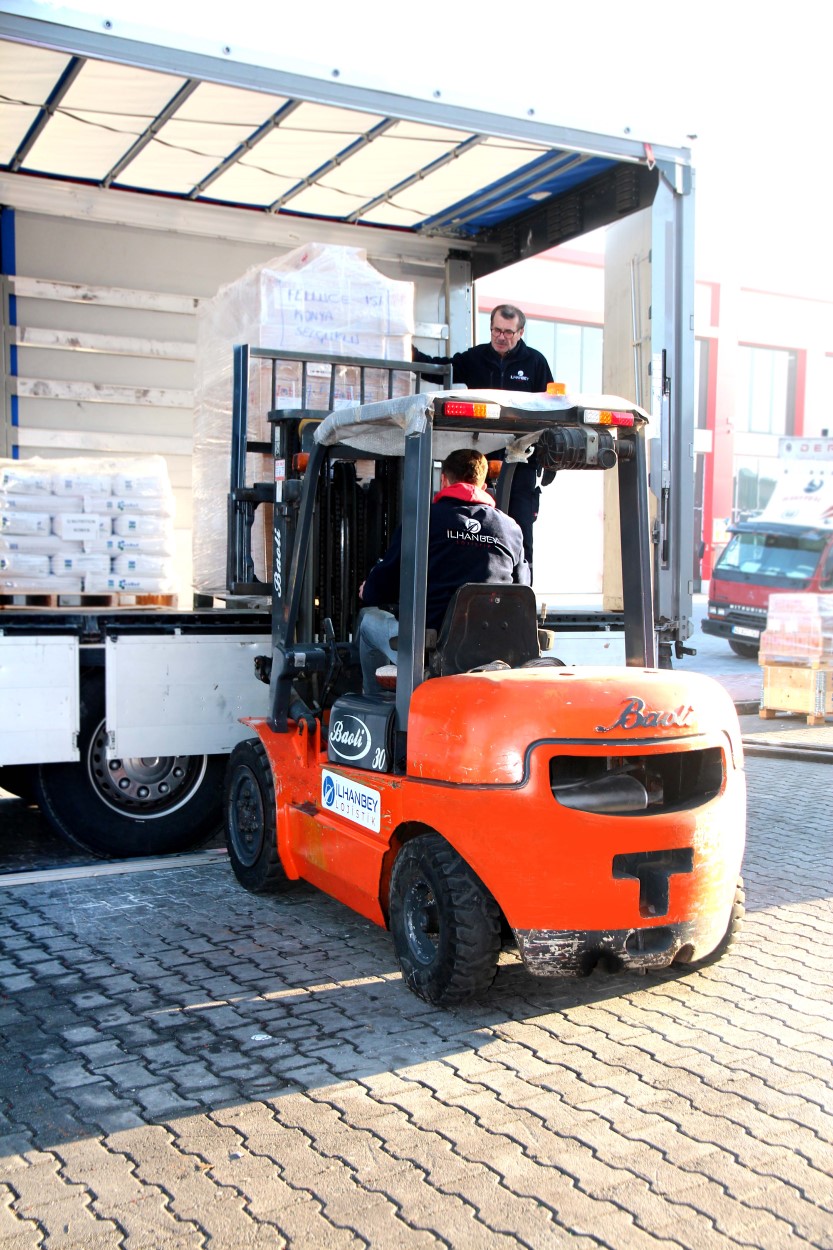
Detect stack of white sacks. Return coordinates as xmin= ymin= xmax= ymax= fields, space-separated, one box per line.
xmin=0 ymin=455 xmax=176 ymax=595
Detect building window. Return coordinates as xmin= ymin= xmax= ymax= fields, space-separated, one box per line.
xmin=733 ymin=455 xmax=779 ymax=520
xmin=476 ymin=313 xmax=603 ymax=391
xmin=736 ymin=346 xmax=796 ymax=435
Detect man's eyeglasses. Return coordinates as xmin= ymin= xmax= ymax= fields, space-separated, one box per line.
xmin=491 ymin=326 xmax=519 ymax=339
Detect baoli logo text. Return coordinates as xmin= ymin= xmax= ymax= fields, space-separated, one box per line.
xmin=596 ymin=697 xmax=694 ymax=732
xmin=328 ymin=715 xmax=371 ymax=761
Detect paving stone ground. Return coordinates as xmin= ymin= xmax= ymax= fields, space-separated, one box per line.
xmin=1 ymin=753 xmax=831 ymax=1249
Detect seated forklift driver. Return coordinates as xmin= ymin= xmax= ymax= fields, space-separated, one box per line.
xmin=358 ymin=448 xmax=530 ymax=694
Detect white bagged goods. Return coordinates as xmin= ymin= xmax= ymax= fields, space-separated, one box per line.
xmin=52 ymin=469 xmax=113 ymax=496
xmin=1 ymin=510 xmax=51 ymax=536
xmin=83 ymin=494 xmax=175 ymax=517
xmin=0 ymin=464 xmax=53 ymax=494
xmin=50 ymin=553 xmax=111 ymax=576
xmin=0 ymin=552 xmax=50 ymax=577
xmin=113 ymin=514 xmax=169 ymax=538
xmin=193 ymin=242 xmax=415 ymax=595
xmin=0 ymin=535 xmax=83 ymax=555
xmin=113 ymin=553 xmax=176 ymax=578
xmin=85 ymin=535 xmax=174 ymax=556
xmin=1 ymin=575 xmax=83 ymax=593
xmin=0 ymin=493 xmax=85 ymax=513
xmin=113 ymin=465 xmax=171 ymax=496
xmin=0 ymin=455 xmax=176 ymax=596
xmin=83 ymin=574 xmax=176 ymax=594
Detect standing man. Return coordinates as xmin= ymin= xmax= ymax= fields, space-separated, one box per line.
xmin=413 ymin=304 xmax=553 ymax=571
xmin=358 ymin=448 xmax=529 ymax=694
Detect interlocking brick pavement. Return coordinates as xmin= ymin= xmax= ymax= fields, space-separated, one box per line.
xmin=1 ymin=754 xmax=831 ymax=1248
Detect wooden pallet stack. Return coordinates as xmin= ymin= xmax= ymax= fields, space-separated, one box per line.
xmin=759 ymin=594 xmax=833 ymax=726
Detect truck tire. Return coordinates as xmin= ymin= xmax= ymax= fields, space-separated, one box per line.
xmin=728 ymin=639 xmax=759 ymax=659
xmin=389 ymin=833 xmax=501 ymax=1006
xmin=224 ymin=738 xmax=290 ymax=893
xmin=34 ymin=671 xmax=224 ymax=859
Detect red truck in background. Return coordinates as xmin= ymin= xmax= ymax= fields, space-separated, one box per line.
xmin=703 ymin=435 xmax=833 ymax=657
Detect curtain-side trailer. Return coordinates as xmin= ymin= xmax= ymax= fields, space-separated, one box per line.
xmin=0 ymin=4 xmax=696 ymax=856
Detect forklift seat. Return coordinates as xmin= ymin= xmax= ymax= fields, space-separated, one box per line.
xmin=428 ymin=583 xmax=541 ymax=678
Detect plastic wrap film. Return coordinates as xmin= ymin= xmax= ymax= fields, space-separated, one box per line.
xmin=0 ymin=455 xmax=177 ymax=596
xmin=759 ymin=592 xmax=833 ymax=667
xmin=192 ymin=243 xmax=415 ymax=596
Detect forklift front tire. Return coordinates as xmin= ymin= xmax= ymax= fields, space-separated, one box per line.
xmin=389 ymin=833 xmax=501 ymax=1006
xmin=224 ymin=738 xmax=290 ymax=893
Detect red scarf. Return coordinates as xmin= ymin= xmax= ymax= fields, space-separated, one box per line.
xmin=433 ymin=482 xmax=495 ymax=506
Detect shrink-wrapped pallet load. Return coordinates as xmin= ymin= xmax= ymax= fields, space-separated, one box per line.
xmin=759 ymin=593 xmax=833 ymax=666
xmin=759 ymin=592 xmax=833 ymax=724
xmin=192 ymin=243 xmax=415 ymax=597
xmin=0 ymin=455 xmax=177 ymax=598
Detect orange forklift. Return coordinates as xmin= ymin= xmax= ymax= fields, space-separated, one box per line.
xmin=224 ymin=347 xmax=746 ymax=1005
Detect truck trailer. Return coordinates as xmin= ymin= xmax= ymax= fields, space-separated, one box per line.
xmin=1 ymin=4 xmax=697 ymax=858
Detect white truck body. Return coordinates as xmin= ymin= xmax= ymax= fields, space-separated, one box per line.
xmin=759 ymin=436 xmax=833 ymax=528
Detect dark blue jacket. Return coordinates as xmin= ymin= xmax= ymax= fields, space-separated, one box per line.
xmin=362 ymin=493 xmax=530 ymax=631
xmin=413 ymin=338 xmax=553 ymax=393
xmin=413 ymin=339 xmax=554 ymax=522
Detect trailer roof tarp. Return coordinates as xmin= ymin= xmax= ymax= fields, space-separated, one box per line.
xmin=0 ymin=6 xmax=691 ymax=271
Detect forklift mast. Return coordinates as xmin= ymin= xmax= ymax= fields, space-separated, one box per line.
xmin=228 ymin=353 xmax=655 ymax=758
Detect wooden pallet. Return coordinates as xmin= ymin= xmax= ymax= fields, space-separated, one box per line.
xmin=760 ymin=654 xmax=833 ymax=669
xmin=760 ymin=663 xmax=833 ymax=726
xmin=0 ymin=592 xmax=178 ymax=610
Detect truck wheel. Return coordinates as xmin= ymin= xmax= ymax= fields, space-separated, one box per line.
xmin=224 ymin=738 xmax=289 ymax=893
xmin=728 ymin=640 xmax=759 ymax=659
xmin=676 ymin=877 xmax=745 ymax=969
xmin=34 ymin=671 xmax=224 ymax=859
xmin=389 ymin=833 xmax=501 ymax=1006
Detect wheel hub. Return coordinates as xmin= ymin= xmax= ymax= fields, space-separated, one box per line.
xmin=88 ymin=721 xmax=207 ymax=817
xmin=404 ymin=880 xmax=440 ymax=965
xmin=229 ymin=766 xmax=266 ymax=867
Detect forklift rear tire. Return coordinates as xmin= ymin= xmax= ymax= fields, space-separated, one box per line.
xmin=389 ymin=833 xmax=501 ymax=1006
xmin=34 ymin=671 xmax=224 ymax=859
xmin=675 ymin=876 xmax=745 ymax=969
xmin=224 ymin=738 xmax=290 ymax=893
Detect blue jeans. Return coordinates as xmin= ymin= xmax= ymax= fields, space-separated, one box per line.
xmin=358 ymin=606 xmax=399 ymax=694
